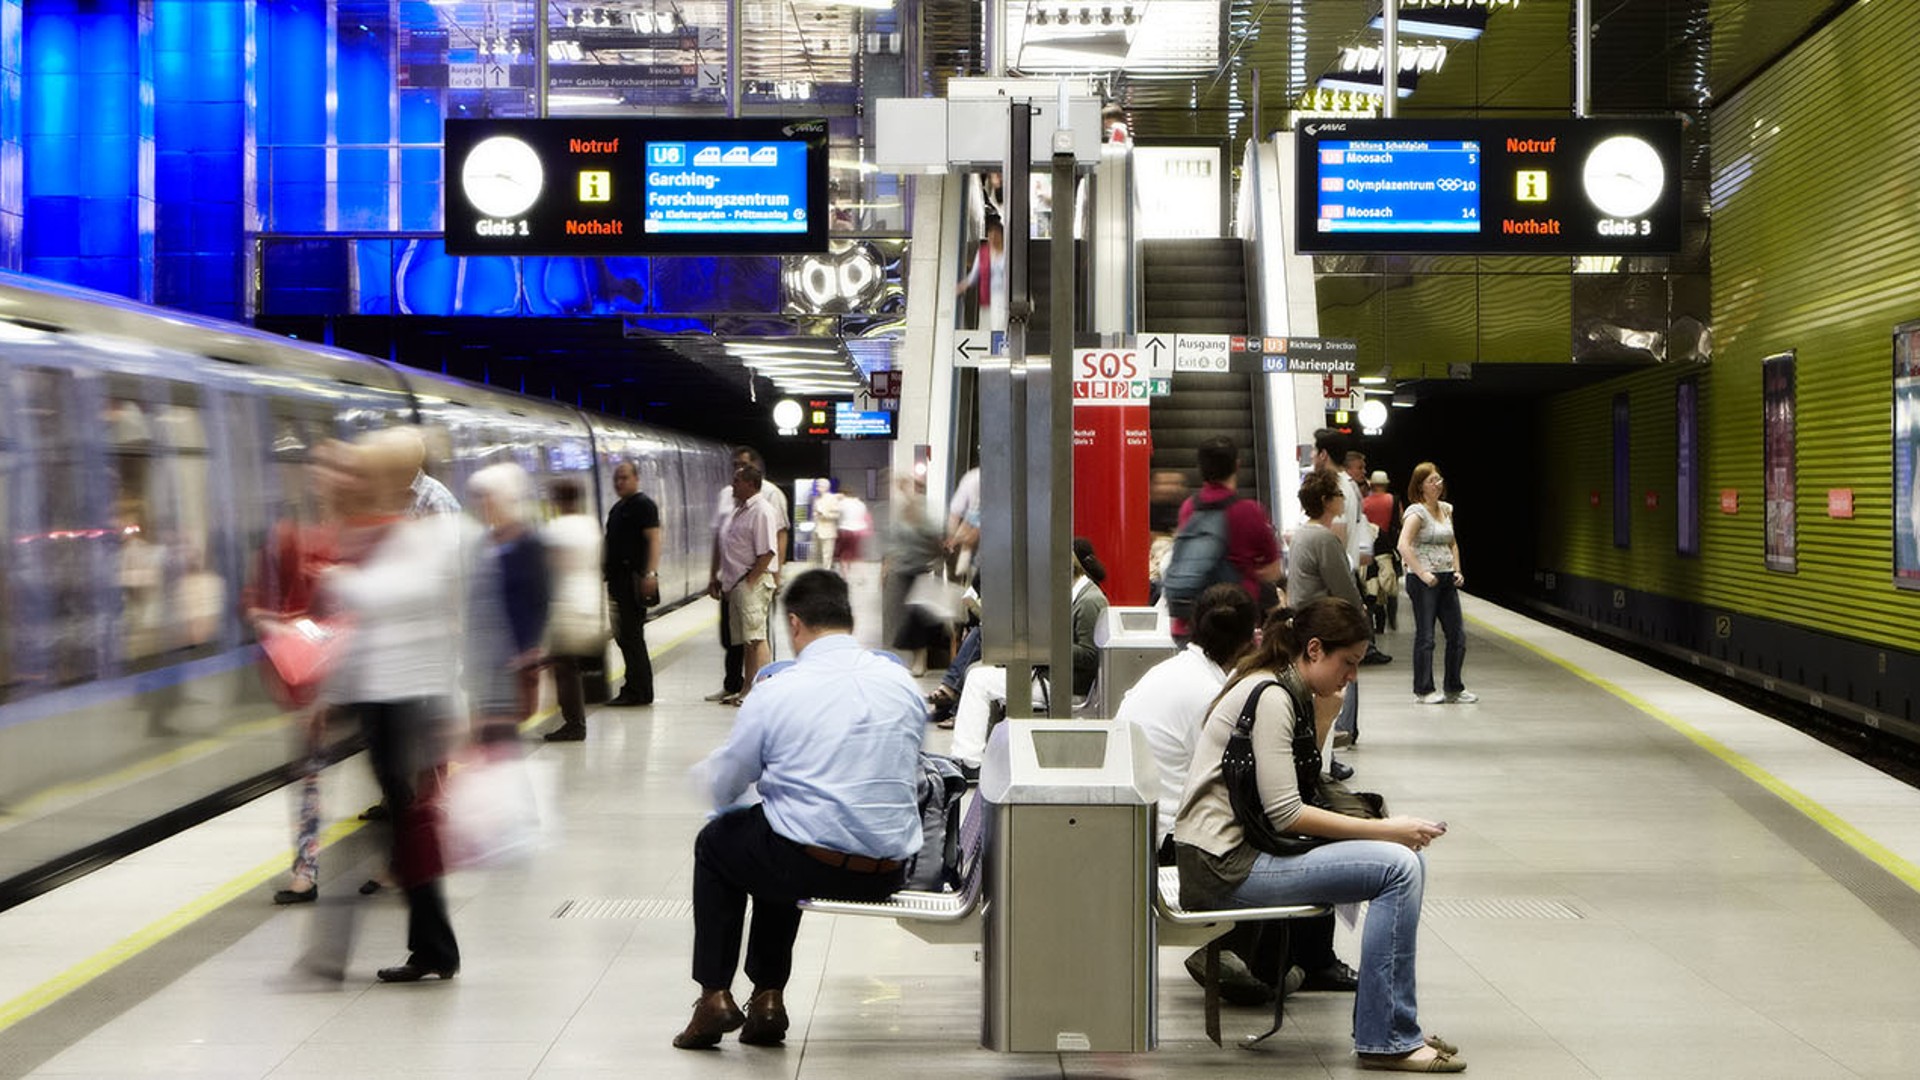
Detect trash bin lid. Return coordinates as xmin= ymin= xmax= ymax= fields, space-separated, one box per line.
xmin=979 ymin=719 xmax=1158 ymax=805
xmin=1093 ymin=606 xmax=1173 ymax=648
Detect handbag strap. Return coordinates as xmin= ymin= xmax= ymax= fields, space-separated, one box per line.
xmin=1221 ymin=672 xmax=1326 ymax=855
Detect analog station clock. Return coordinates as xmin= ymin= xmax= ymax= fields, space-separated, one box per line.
xmin=461 ymin=135 xmax=545 ymax=219
xmin=1581 ymin=134 xmax=1664 ymax=219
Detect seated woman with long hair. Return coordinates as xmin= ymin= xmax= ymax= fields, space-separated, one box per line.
xmin=1172 ymin=596 xmax=1461 ymax=1073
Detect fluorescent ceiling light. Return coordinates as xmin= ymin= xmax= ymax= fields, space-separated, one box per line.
xmin=1316 ymin=74 xmax=1416 ymax=99
xmin=1358 ymin=375 xmax=1389 ymax=385
xmin=1368 ymin=9 xmax=1486 ymax=41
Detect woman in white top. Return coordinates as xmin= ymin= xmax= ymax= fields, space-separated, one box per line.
xmin=541 ymin=479 xmax=606 ymax=742
xmin=1396 ymin=462 xmax=1474 ymax=705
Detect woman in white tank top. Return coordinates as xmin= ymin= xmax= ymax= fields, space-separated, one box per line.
xmin=1396 ymin=463 xmax=1476 ymax=705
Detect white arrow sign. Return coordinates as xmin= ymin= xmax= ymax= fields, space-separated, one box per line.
xmin=1139 ymin=335 xmax=1173 ymax=378
xmin=953 ymin=330 xmax=995 ymax=367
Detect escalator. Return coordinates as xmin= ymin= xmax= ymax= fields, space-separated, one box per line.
xmin=1139 ymin=237 xmax=1265 ymax=501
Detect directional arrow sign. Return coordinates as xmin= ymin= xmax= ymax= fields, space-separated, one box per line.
xmin=1140 ymin=335 xmax=1172 ymax=377
xmin=954 ymin=330 xmax=993 ymax=367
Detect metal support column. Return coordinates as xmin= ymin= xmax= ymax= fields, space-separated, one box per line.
xmin=1574 ymin=0 xmax=1592 ymax=118
xmin=1381 ymin=0 xmax=1397 ymax=119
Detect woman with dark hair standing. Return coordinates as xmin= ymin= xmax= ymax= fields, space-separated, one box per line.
xmin=1397 ymin=463 xmax=1474 ymax=705
xmin=1173 ymin=597 xmax=1459 ymax=1072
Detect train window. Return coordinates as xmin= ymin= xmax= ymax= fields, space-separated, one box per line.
xmin=15 ymin=366 xmax=99 ymax=692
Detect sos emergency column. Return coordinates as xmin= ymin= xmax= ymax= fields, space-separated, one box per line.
xmin=1072 ymin=346 xmax=1152 ymax=608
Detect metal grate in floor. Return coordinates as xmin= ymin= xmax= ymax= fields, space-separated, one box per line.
xmin=551 ymin=898 xmax=694 ymax=920
xmin=1424 ymin=897 xmax=1585 ymax=920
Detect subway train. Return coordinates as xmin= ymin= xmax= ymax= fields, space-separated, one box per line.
xmin=0 ymin=270 xmax=732 ymax=906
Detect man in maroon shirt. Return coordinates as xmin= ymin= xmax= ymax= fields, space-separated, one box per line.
xmin=1170 ymin=436 xmax=1282 ymax=640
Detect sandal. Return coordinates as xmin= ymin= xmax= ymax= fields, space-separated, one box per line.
xmin=1425 ymin=1035 xmax=1460 ymax=1057
xmin=1358 ymin=1048 xmax=1466 ymax=1073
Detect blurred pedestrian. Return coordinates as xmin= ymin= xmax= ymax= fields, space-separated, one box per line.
xmin=315 ymin=429 xmax=472 ymax=983
xmin=542 ymin=479 xmax=608 ymax=742
xmin=466 ymin=462 xmax=549 ymax=745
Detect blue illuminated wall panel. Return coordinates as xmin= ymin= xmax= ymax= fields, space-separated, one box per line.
xmin=0 ymin=1 xmax=22 ymax=271
xmin=257 ymin=0 xmax=329 ymax=231
xmin=23 ymin=0 xmax=154 ymax=299
xmin=153 ymin=0 xmax=249 ymax=320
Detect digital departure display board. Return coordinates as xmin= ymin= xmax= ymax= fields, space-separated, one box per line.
xmin=444 ymin=117 xmax=829 ymax=256
xmin=833 ymin=403 xmax=897 ymax=439
xmin=1295 ymin=118 xmax=1682 ymax=255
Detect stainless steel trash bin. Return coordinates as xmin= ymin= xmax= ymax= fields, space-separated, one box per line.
xmin=980 ymin=719 xmax=1158 ymax=1052
xmin=1088 ymin=607 xmax=1177 ymax=718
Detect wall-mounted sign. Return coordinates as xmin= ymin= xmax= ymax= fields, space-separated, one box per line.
xmin=1895 ymin=320 xmax=1920 ymax=589
xmin=1230 ymin=335 xmax=1359 ymax=374
xmin=1294 ymin=117 xmax=1682 ymax=254
xmin=1828 ymin=488 xmax=1854 ymax=519
xmin=444 ymin=117 xmax=829 ymax=256
xmin=1720 ymin=489 xmax=1739 ymax=514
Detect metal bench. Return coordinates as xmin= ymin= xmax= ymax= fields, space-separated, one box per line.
xmin=796 ymin=793 xmax=988 ymax=945
xmin=1153 ymin=865 xmax=1330 ymax=1047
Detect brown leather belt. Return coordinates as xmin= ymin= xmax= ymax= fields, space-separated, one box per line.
xmin=800 ymin=844 xmax=902 ymax=874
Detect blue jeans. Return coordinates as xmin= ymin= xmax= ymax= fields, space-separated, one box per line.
xmin=940 ymin=624 xmax=983 ymax=695
xmin=1406 ymin=575 xmax=1466 ymax=696
xmin=1228 ymin=841 xmax=1428 ymax=1055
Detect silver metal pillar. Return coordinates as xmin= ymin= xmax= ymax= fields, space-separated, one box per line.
xmin=1574 ymin=0 xmax=1592 ymax=118
xmin=1381 ymin=0 xmax=1397 ymax=119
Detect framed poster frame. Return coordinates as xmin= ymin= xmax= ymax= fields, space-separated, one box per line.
xmin=1763 ymin=352 xmax=1797 ymax=573
xmin=1894 ymin=322 xmax=1920 ymax=589
xmin=1677 ymin=377 xmax=1700 ymax=556
xmin=1612 ymin=393 xmax=1631 ymax=548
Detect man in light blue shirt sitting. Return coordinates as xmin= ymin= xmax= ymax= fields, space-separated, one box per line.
xmin=674 ymin=569 xmax=926 ymax=1051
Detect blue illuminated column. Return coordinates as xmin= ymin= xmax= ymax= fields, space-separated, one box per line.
xmin=153 ymin=0 xmax=249 ymax=320
xmin=0 ymin=1 xmax=22 ymax=271
xmin=22 ymin=0 xmax=155 ymax=298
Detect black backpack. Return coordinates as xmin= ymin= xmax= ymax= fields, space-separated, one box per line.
xmin=1161 ymin=494 xmax=1240 ymax=621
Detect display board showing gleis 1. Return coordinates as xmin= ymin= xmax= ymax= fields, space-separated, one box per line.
xmin=445 ymin=117 xmax=829 ymax=256
xmin=1295 ymin=118 xmax=1682 ymax=254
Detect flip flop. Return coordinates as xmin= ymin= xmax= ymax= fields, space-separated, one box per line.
xmin=1358 ymin=1049 xmax=1466 ymax=1073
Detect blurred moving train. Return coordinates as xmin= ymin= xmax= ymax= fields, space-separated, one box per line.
xmin=0 ymin=271 xmax=732 ymax=907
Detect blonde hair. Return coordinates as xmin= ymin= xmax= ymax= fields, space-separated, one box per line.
xmin=468 ymin=461 xmax=534 ymax=527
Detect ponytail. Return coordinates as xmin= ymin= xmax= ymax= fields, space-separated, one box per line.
xmin=1223 ymin=596 xmax=1372 ymax=693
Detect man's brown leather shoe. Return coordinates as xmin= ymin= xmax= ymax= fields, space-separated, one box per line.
xmin=738 ymin=988 xmax=788 ymax=1046
xmin=671 ymin=989 xmax=745 ymax=1049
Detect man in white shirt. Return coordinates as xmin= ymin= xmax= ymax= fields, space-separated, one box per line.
xmin=710 ymin=462 xmax=783 ymax=699
xmin=707 ymin=447 xmax=789 ymax=702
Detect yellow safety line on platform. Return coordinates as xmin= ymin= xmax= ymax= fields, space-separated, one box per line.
xmin=1471 ymin=613 xmax=1920 ymax=894
xmin=0 ymin=816 xmax=364 ymax=1034
xmin=0 ymin=612 xmax=718 ymax=1035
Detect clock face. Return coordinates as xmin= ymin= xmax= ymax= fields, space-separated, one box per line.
xmin=461 ymin=136 xmax=544 ymax=219
xmin=1582 ymin=135 xmax=1664 ymax=219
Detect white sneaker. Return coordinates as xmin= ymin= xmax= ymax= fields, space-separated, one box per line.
xmin=1446 ymin=690 xmax=1479 ymax=704
xmin=1416 ymin=691 xmax=1446 ymax=704
xmin=703 ymin=689 xmax=736 ymax=702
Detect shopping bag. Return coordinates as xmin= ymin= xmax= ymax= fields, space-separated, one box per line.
xmin=258 ymin=617 xmax=347 ymax=709
xmin=440 ymin=745 xmax=560 ymax=870
xmin=905 ymin=573 xmax=965 ymax=624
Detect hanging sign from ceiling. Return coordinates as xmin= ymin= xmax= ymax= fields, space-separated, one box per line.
xmin=1294 ymin=117 xmax=1683 ymax=255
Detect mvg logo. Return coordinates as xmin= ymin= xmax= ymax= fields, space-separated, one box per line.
xmin=647 ymin=143 xmax=686 ymax=167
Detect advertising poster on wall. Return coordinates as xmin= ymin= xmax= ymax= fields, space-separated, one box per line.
xmin=1763 ymin=352 xmax=1797 ymax=573
xmin=1895 ymin=323 xmax=1920 ymax=589
xmin=1612 ymin=393 xmax=1631 ymax=548
xmin=1677 ymin=378 xmax=1699 ymax=556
